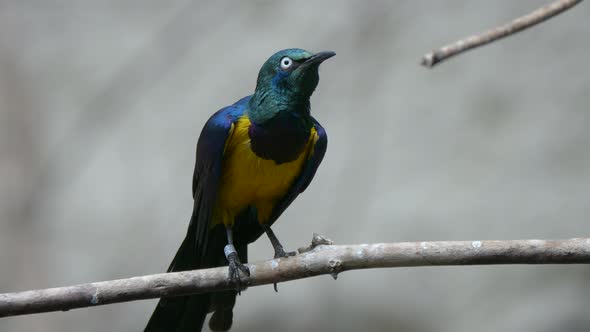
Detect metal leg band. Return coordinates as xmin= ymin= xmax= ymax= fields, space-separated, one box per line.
xmin=224 ymin=244 xmax=237 ymax=259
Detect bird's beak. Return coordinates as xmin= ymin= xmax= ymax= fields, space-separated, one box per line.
xmin=301 ymin=51 xmax=336 ymax=68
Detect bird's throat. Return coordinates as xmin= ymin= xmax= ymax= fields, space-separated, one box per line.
xmin=247 ymin=111 xmax=312 ymax=165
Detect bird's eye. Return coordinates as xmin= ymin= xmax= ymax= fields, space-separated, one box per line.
xmin=280 ymin=57 xmax=293 ymax=70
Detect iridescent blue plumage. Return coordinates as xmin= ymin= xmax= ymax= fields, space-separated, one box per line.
xmin=146 ymin=49 xmax=333 ymax=332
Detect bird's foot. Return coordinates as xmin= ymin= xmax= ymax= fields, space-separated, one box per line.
xmin=225 ymin=245 xmax=250 ymax=294
xmin=273 ymin=246 xmax=297 ymax=259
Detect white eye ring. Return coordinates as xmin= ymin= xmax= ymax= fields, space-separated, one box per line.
xmin=280 ymin=57 xmax=293 ymax=70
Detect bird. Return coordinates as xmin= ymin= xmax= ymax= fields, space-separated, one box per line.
xmin=144 ymin=48 xmax=334 ymax=332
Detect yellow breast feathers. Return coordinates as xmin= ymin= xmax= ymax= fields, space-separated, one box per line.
xmin=212 ymin=115 xmax=318 ymax=227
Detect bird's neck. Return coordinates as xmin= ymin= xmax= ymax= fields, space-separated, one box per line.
xmin=246 ymin=91 xmax=313 ymax=164
xmin=248 ymin=89 xmax=311 ymax=124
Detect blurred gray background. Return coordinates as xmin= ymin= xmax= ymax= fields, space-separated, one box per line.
xmin=1 ymin=1 xmax=589 ymax=331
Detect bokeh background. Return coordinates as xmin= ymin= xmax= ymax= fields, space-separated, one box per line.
xmin=1 ymin=1 xmax=589 ymax=331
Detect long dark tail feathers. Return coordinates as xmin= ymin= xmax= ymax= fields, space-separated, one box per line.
xmin=209 ymin=309 xmax=233 ymax=331
xmin=144 ymin=217 xmax=208 ymax=331
xmin=144 ymin=295 xmax=209 ymax=332
xmin=145 ymin=214 xmax=208 ymax=332
xmin=208 ymin=290 xmax=238 ymax=331
xmin=145 ymin=217 xmax=241 ymax=332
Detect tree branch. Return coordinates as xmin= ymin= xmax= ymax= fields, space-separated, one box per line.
xmin=1 ymin=237 xmax=589 ymax=318
xmin=421 ymin=0 xmax=583 ymax=68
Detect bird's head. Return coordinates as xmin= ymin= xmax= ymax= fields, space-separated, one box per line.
xmin=249 ymin=48 xmax=335 ymax=122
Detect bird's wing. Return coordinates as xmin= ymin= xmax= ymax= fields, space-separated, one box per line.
xmin=168 ymin=96 xmax=249 ymax=272
xmin=294 ymin=117 xmax=328 ymax=193
xmin=149 ymin=98 xmax=249 ymax=332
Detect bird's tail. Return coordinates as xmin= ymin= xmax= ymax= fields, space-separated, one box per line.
xmin=144 ymin=216 xmax=242 ymax=332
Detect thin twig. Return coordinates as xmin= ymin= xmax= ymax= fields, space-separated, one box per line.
xmin=421 ymin=0 xmax=583 ymax=68
xmin=1 ymin=237 xmax=589 ymax=318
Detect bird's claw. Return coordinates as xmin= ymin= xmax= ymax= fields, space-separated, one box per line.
xmin=273 ymin=246 xmax=296 ymax=259
xmin=227 ymin=252 xmax=249 ymax=294
xmin=270 ymin=247 xmax=295 ymax=293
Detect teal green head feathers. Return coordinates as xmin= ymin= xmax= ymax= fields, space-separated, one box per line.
xmin=248 ymin=48 xmax=335 ymax=123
